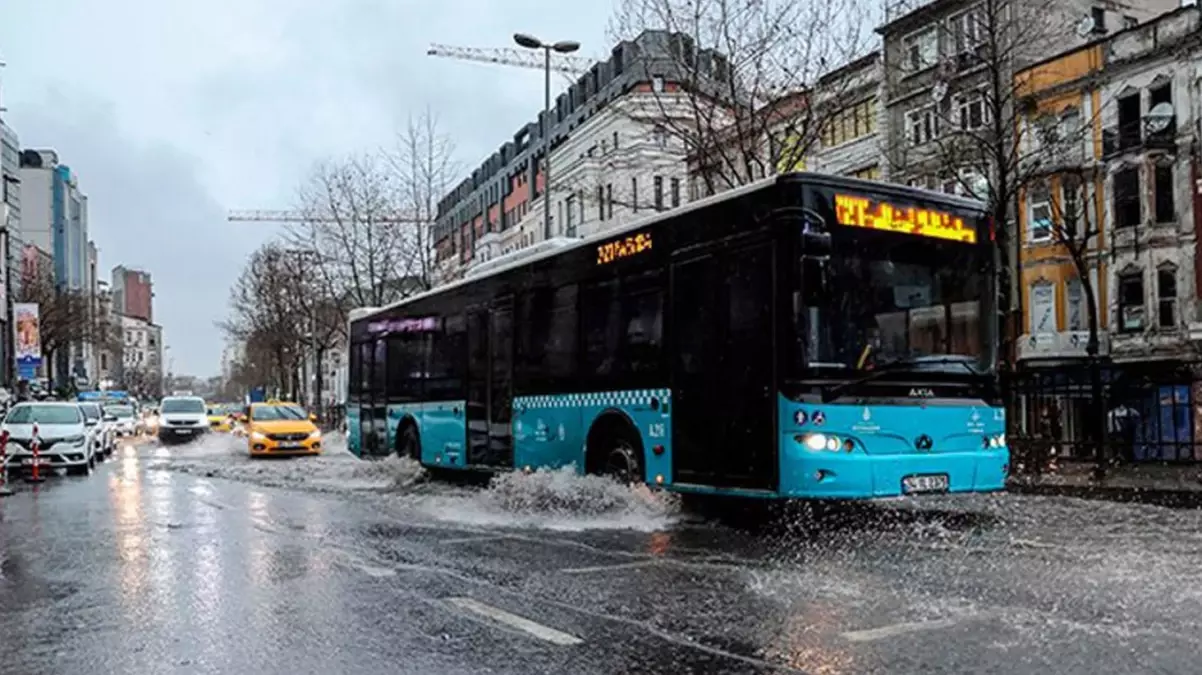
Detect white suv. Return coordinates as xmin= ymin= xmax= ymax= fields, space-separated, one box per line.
xmin=2 ymin=402 xmax=96 ymax=476
xmin=157 ymin=396 xmax=209 ymax=445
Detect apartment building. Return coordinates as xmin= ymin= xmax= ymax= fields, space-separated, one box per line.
xmin=433 ymin=30 xmax=714 ymax=282
xmin=1013 ymin=5 xmax=1202 ymax=462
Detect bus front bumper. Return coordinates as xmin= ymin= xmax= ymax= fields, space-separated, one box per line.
xmin=781 ymin=450 xmax=1010 ymax=499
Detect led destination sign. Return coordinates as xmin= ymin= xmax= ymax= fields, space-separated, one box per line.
xmin=597 ymin=231 xmax=653 ymax=266
xmin=834 ymin=194 xmax=978 ymax=244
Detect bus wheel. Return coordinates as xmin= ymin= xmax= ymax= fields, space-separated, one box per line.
xmin=398 ymin=424 xmax=421 ymax=461
xmin=600 ymin=434 xmax=643 ymax=485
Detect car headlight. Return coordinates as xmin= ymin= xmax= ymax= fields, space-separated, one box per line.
xmin=250 ymin=431 xmax=267 ymax=442
xmin=64 ymin=434 xmax=86 ymax=446
xmin=308 ymin=429 xmax=322 ymax=440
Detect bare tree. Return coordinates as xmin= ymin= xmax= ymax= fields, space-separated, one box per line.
xmin=888 ymin=0 xmax=1112 ymax=372
xmin=386 ymin=106 xmax=460 ymax=289
xmin=15 ymin=259 xmax=94 ymax=384
xmin=221 ymin=243 xmax=309 ymax=398
xmin=608 ymin=0 xmax=874 ymax=195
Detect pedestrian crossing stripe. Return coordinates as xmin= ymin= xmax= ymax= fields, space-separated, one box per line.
xmin=514 ymin=389 xmax=671 ymax=409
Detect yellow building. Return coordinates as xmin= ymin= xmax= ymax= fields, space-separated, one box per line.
xmin=1013 ymin=44 xmax=1109 ymax=363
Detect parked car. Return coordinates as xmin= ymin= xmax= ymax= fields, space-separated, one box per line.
xmin=157 ymin=396 xmax=210 ymax=445
xmin=78 ymin=402 xmax=115 ymax=458
xmin=1 ymin=402 xmax=96 ymax=476
xmin=103 ymin=404 xmax=141 ymax=437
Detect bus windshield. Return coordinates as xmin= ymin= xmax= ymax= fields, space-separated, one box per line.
xmin=795 ymin=191 xmax=994 ymax=376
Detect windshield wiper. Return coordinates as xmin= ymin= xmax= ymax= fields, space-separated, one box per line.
xmin=818 ymin=356 xmax=982 ymax=403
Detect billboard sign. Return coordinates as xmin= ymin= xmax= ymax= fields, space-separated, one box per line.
xmin=14 ymin=302 xmax=42 ymax=380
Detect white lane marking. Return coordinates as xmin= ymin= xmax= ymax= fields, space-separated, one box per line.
xmin=440 ymin=535 xmax=511 ymax=546
xmin=841 ymin=616 xmax=974 ymax=643
xmin=559 ymin=560 xmax=659 ymax=574
xmin=447 ymin=597 xmax=583 ymax=646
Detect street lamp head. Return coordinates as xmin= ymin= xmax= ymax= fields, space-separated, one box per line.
xmin=551 ymin=40 xmax=581 ymax=53
xmin=513 ymin=33 xmax=543 ymax=50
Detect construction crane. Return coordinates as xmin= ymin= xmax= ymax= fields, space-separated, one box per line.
xmin=426 ymin=43 xmax=592 ymax=76
xmin=227 ymin=209 xmax=429 ymax=224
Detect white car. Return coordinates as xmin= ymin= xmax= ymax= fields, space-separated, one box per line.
xmin=78 ymin=402 xmax=115 ymax=458
xmin=157 ymin=395 xmax=210 ymax=445
xmin=103 ymin=403 xmax=140 ymax=437
xmin=1 ymin=402 xmax=96 ymax=476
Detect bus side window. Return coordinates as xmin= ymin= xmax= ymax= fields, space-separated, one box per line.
xmin=619 ymin=273 xmax=664 ymax=376
xmin=581 ymin=281 xmax=621 ymax=376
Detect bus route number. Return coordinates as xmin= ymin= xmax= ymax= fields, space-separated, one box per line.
xmin=597 ymin=232 xmax=653 ymax=266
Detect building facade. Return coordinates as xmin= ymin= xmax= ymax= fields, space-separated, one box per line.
xmin=1013 ymin=5 xmax=1202 ymax=462
xmin=119 ymin=314 xmax=163 ymax=398
xmin=434 ymin=30 xmax=713 ymax=281
xmin=111 ymin=265 xmax=153 ymax=322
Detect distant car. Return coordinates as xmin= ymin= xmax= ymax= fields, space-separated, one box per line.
xmin=1 ymin=402 xmax=95 ymax=476
xmin=103 ymin=404 xmax=140 ymax=437
xmin=78 ymin=402 xmax=115 ymax=457
xmin=157 ymin=396 xmax=210 ymax=445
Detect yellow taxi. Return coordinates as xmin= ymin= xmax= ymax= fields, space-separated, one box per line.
xmin=244 ymin=400 xmax=322 ymax=457
xmin=207 ymin=403 xmax=236 ymax=432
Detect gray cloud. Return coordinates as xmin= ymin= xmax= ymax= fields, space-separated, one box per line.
xmin=1 ymin=0 xmax=614 ymax=375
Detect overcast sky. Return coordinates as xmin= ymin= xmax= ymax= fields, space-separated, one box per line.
xmin=0 ymin=0 xmax=612 ymax=376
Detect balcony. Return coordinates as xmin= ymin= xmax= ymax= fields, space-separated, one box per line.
xmin=1017 ymin=330 xmax=1110 ymax=361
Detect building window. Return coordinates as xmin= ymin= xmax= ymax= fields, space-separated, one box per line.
xmin=821 ymin=98 xmax=877 ymax=148
xmin=652 ymin=125 xmax=668 ymax=147
xmin=906 ymin=106 xmax=938 ymax=145
xmin=1066 ymin=278 xmax=1085 ymax=331
xmin=1116 ymin=91 xmax=1141 ymax=150
xmin=1060 ymin=172 xmax=1085 ymax=238
xmin=631 ymin=177 xmax=638 ymax=211
xmin=903 ymin=27 xmax=938 ymax=73
xmin=613 ymin=131 xmax=619 ymax=149
xmin=1158 ymin=267 xmax=1177 ymax=329
xmin=652 ymin=76 xmax=664 ymax=92
xmin=670 ymin=178 xmax=680 ymax=207
xmin=1113 ymin=166 xmax=1141 ymax=228
xmin=1091 ymin=7 xmax=1106 ymax=32
xmin=1028 ymin=182 xmax=1052 ymax=242
xmin=1154 ymin=163 xmax=1174 ymax=223
xmin=950 ymin=6 xmax=984 ymax=53
xmin=956 ymin=91 xmax=989 ymax=131
xmin=1117 ymin=271 xmax=1145 ymax=332
xmin=597 ymin=185 xmax=605 ymax=221
xmin=606 ymin=183 xmax=613 ymax=218
xmin=1030 ymin=282 xmax=1056 ymax=334
xmin=1123 ymin=15 xmax=1137 ymax=29
xmin=654 ymin=176 xmax=664 ymax=210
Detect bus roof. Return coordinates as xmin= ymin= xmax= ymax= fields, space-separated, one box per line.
xmin=353 ymin=172 xmax=987 ymax=323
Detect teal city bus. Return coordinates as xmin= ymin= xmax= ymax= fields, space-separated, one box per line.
xmin=346 ymin=172 xmax=1009 ymax=500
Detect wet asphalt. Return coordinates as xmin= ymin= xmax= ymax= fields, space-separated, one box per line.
xmin=1 ymin=440 xmax=1201 ymax=674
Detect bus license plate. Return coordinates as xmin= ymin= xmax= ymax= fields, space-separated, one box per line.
xmin=903 ymin=474 xmax=949 ymax=494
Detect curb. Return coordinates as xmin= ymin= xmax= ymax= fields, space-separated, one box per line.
xmin=1009 ymin=481 xmax=1202 ymax=509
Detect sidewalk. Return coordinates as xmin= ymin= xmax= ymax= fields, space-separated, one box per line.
xmin=1009 ymin=462 xmax=1202 ymax=508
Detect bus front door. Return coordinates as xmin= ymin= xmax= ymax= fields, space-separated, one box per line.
xmin=670 ymin=242 xmax=777 ymax=491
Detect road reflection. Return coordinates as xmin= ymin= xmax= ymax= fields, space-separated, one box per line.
xmin=110 ymin=453 xmax=149 ymax=615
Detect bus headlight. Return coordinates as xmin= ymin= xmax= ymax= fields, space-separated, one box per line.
xmin=799 ymin=433 xmax=841 ymax=452
xmin=985 ymin=434 xmax=1006 ymax=449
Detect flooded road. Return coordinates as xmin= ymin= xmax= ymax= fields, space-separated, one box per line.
xmin=0 ymin=437 xmax=1199 ymax=674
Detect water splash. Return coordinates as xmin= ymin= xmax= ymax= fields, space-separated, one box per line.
xmin=409 ymin=466 xmax=681 ymax=532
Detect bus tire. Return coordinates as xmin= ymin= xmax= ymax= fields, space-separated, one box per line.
xmin=397 ymin=421 xmax=421 ymax=462
xmin=586 ymin=415 xmax=644 ymax=485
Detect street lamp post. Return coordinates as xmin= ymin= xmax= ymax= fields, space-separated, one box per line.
xmin=513 ymin=33 xmax=580 ymax=241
